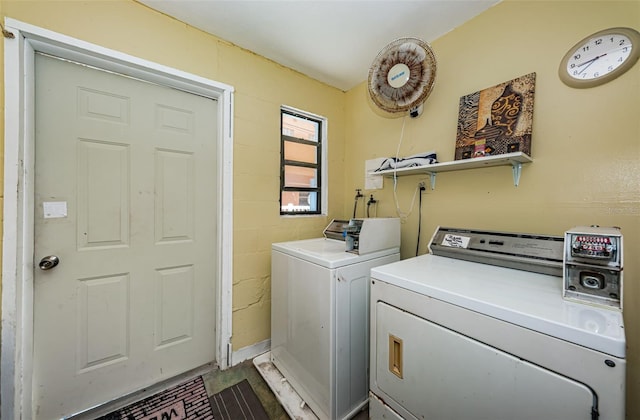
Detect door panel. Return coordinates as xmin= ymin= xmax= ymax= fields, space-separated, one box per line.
xmin=155 ymin=149 xmax=194 ymax=242
xmin=33 ymin=53 xmax=217 ymax=419
xmin=77 ymin=139 xmax=130 ymax=249
xmin=77 ymin=274 xmax=130 ymax=372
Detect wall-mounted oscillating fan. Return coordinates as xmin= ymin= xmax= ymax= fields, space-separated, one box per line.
xmin=368 ymin=37 xmax=437 ymax=117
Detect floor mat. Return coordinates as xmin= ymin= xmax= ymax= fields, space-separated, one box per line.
xmin=97 ymin=376 xmax=213 ymax=420
xmin=209 ymin=379 xmax=269 ymax=420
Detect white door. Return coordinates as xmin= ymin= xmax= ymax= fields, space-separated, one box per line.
xmin=33 ymin=53 xmax=217 ymax=419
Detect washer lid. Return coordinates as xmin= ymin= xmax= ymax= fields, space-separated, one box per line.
xmin=272 ymin=238 xmax=398 ymax=269
xmin=371 ymin=254 xmax=625 ymax=358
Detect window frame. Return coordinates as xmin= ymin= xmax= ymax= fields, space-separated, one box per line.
xmin=280 ymin=106 xmax=327 ymax=216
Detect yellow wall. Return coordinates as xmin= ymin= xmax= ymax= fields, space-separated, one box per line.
xmin=0 ymin=0 xmax=3 ymax=301
xmin=345 ymin=0 xmax=639 ymax=416
xmin=0 ymin=0 xmax=345 ymax=352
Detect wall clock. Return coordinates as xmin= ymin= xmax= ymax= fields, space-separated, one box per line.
xmin=559 ymin=27 xmax=640 ymax=88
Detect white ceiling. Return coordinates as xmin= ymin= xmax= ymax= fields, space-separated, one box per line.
xmin=138 ymin=1 xmax=501 ymax=91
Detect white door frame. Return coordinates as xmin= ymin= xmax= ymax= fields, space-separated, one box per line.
xmin=1 ymin=19 xmax=234 ymax=420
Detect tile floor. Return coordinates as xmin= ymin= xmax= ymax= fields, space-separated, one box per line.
xmin=202 ymin=359 xmax=289 ymax=419
xmin=201 ymin=358 xmax=368 ymax=420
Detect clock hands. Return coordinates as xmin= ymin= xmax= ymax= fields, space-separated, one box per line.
xmin=576 ymin=53 xmax=606 ymax=68
xmin=577 ymin=57 xmax=600 ymax=75
xmin=576 ymin=53 xmax=607 ymax=75
xmin=574 ymin=45 xmax=631 ymax=74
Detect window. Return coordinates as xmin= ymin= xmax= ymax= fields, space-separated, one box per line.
xmin=280 ymin=107 xmax=325 ymax=215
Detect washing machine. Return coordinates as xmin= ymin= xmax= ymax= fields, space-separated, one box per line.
xmin=369 ymin=227 xmax=626 ymax=420
xmin=270 ymin=218 xmax=400 ymax=420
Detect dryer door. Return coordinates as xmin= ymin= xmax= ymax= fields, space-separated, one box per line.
xmin=373 ymin=302 xmax=596 ymax=420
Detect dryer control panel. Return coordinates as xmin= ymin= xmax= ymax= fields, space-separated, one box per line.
xmin=428 ymin=226 xmax=564 ymax=277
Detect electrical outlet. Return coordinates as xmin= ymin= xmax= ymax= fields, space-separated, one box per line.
xmin=418 ymin=181 xmax=426 ymax=190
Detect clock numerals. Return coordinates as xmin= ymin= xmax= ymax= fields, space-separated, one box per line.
xmin=566 ymin=35 xmax=633 ymax=80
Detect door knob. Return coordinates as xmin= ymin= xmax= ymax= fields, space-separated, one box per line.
xmin=39 ymin=255 xmax=60 ymax=270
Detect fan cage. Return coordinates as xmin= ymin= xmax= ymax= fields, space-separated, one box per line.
xmin=368 ymin=37 xmax=437 ymax=114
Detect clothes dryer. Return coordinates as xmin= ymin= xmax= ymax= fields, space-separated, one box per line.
xmin=369 ymin=227 xmax=625 ymax=420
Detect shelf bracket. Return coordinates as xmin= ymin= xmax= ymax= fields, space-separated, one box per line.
xmin=427 ymin=172 xmax=436 ymax=190
xmin=510 ymin=161 xmax=522 ymax=187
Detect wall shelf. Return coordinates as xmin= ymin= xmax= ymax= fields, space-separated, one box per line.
xmin=368 ymin=152 xmax=533 ymax=189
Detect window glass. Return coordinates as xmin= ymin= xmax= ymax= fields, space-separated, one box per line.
xmin=284 ymin=141 xmax=317 ymax=164
xmin=281 ymin=191 xmax=318 ymax=213
xmin=284 ymin=165 xmax=317 ymax=188
xmin=282 ymin=113 xmax=319 ymax=142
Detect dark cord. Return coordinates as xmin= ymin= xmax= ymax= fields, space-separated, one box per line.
xmin=416 ymin=184 xmax=425 ymax=256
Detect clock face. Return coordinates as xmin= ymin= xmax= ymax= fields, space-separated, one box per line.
xmin=559 ymin=27 xmax=640 ymax=88
xmin=565 ymin=33 xmax=633 ymax=80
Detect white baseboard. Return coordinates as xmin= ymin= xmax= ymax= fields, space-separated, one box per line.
xmin=231 ymin=338 xmax=270 ymax=366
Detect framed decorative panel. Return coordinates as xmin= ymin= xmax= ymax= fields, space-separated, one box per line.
xmin=455 ymin=73 xmax=536 ymax=160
